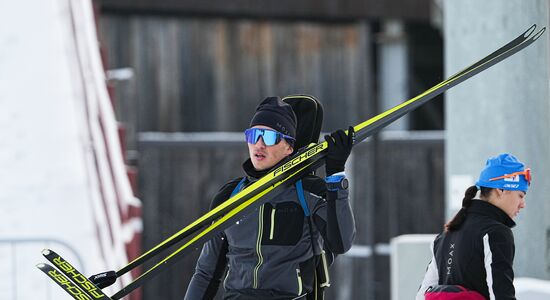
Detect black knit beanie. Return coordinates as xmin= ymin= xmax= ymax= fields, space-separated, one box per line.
xmin=249 ymin=97 xmax=297 ymax=141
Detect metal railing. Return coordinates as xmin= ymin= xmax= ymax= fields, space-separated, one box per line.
xmin=0 ymin=238 xmax=84 ymax=300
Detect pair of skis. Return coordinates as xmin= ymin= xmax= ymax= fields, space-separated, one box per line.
xmin=37 ymin=24 xmax=545 ymax=299
xmin=37 ymin=249 xmax=110 ymax=299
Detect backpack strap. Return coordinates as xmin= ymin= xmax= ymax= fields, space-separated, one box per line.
xmin=230 ymin=177 xmax=247 ymax=197
xmin=296 ymin=179 xmax=331 ymax=299
xmin=295 ymin=179 xmax=311 ymax=217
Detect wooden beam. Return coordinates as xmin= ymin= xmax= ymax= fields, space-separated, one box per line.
xmin=97 ymin=0 xmax=431 ymax=21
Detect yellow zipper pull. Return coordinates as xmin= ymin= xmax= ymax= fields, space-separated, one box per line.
xmin=269 ymin=207 xmax=276 ymax=240
xmin=296 ymin=268 xmax=303 ymax=295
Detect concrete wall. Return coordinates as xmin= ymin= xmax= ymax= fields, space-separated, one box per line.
xmin=390 ymin=234 xmax=436 ymax=300
xmin=516 ymin=277 xmax=550 ymax=299
xmin=444 ymin=0 xmax=550 ymax=279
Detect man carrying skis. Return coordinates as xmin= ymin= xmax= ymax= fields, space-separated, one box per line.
xmin=184 ymin=96 xmax=356 ymax=300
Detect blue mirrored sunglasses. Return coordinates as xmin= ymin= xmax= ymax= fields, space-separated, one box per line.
xmin=244 ymin=128 xmax=295 ymax=146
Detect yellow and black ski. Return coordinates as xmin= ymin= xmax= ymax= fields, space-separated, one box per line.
xmin=117 ymin=24 xmax=545 ymax=283
xmin=37 ymin=262 xmax=98 ymax=300
xmin=108 ymin=24 xmax=545 ymax=299
xmin=40 ymin=249 xmax=112 ymax=299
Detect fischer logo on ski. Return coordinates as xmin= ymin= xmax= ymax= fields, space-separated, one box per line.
xmin=37 ymin=263 xmax=93 ymax=300
xmin=39 ymin=249 xmax=112 ymax=300
xmin=273 ymin=143 xmax=326 ymax=176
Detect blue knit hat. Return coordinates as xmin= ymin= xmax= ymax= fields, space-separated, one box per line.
xmin=476 ymin=153 xmax=530 ymax=192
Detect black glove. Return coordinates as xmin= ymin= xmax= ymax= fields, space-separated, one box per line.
xmin=325 ymin=126 xmax=355 ymax=176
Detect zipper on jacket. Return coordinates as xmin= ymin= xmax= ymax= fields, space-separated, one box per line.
xmin=269 ymin=207 xmax=276 ymax=240
xmin=319 ymin=250 xmax=331 ymax=288
xmin=223 ymin=266 xmax=230 ymax=289
xmin=296 ymin=268 xmax=303 ymax=295
xmin=253 ymin=205 xmax=265 ymax=288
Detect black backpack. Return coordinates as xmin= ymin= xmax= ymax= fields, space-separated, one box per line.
xmin=282 ymin=94 xmax=324 ymax=154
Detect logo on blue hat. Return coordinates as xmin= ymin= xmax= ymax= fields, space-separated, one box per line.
xmin=475 ymin=153 xmax=530 ymax=192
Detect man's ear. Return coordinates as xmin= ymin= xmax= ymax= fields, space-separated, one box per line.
xmin=286 ymin=146 xmax=294 ymax=155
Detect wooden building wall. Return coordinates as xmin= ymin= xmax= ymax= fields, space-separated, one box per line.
xmin=99 ymin=15 xmax=373 ymax=151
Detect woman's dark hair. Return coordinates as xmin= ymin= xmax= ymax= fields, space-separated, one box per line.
xmin=444 ymin=186 xmax=493 ymax=232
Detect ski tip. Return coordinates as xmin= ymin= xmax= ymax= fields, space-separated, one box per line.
xmin=524 ymin=24 xmax=537 ymax=38
xmin=532 ymin=26 xmax=546 ymax=41
xmin=41 ymin=249 xmax=51 ymax=256
xmin=36 ymin=263 xmax=46 ymax=269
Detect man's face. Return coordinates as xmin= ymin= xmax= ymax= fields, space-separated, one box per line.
xmin=247 ymin=125 xmax=293 ymax=171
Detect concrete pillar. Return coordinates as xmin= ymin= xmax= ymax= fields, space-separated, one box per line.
xmin=444 ymin=0 xmax=550 ymax=278
xmin=390 ymin=234 xmax=437 ymax=300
